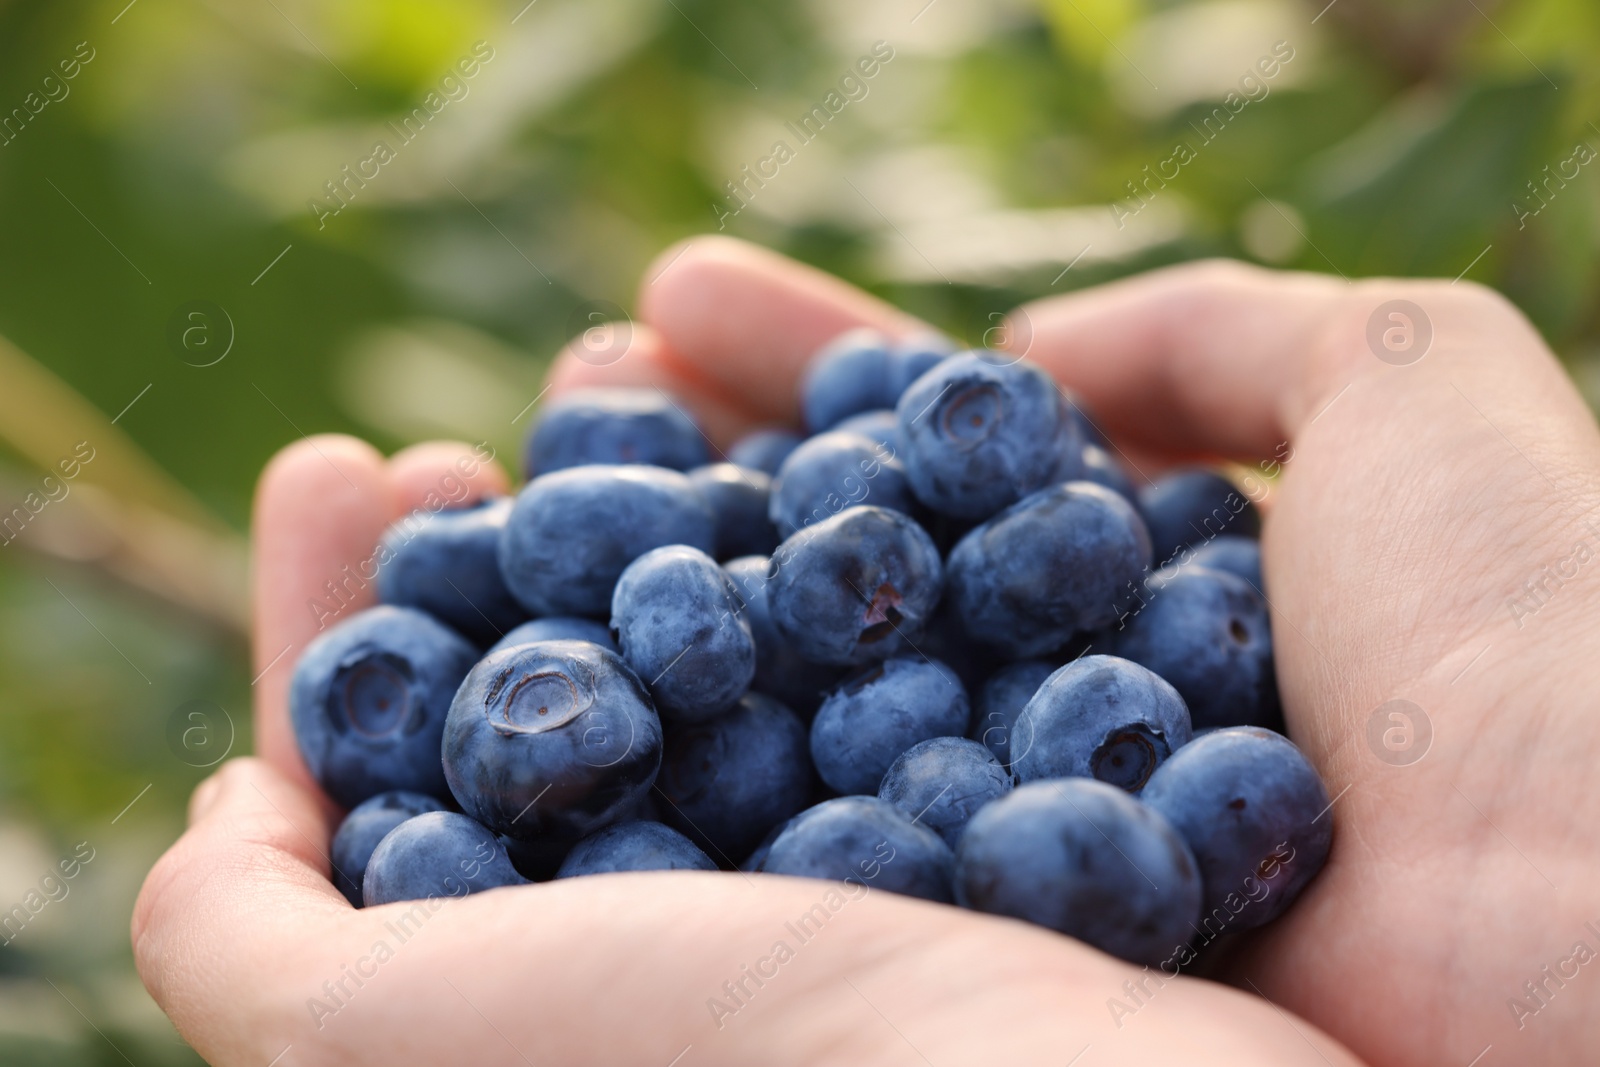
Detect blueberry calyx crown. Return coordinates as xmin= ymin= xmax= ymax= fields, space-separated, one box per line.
xmin=937 ymin=381 xmax=1006 ymax=448
xmin=330 ymin=649 xmax=421 ymax=741
xmin=1090 ymin=726 xmax=1170 ymax=792
xmin=481 ymin=656 xmax=597 ymax=736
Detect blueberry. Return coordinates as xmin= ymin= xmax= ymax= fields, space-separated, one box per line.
xmin=523 ymin=388 xmax=708 ymax=477
xmin=895 ymin=353 xmax=1083 ymax=520
xmin=1079 ymin=444 xmax=1138 ymax=506
xmin=723 ymin=555 xmax=843 ymax=715
xmin=1059 ymin=386 xmax=1110 ymax=450
xmin=688 ymin=463 xmax=779 ymax=559
xmin=1114 ymin=566 xmax=1279 ymax=730
xmin=374 ymin=498 xmax=528 ymax=646
xmin=767 ymin=506 xmax=943 ymax=666
xmin=363 ymin=811 xmax=526 ymax=906
xmin=1187 ymin=535 xmax=1263 ymax=591
xmin=801 ymin=328 xmax=896 ymax=432
xmin=1010 ymin=655 xmax=1191 ymax=792
xmin=290 ymin=606 xmax=478 ymax=809
xmin=330 ymin=790 xmax=448 ymax=905
xmin=955 ymin=779 xmax=1201 ymax=966
xmin=887 ymin=333 xmax=956 ymax=401
xmin=627 ymin=790 xmax=664 ymax=823
xmin=490 ymin=616 xmax=617 ymax=655
xmin=830 ymin=409 xmax=902 ymax=452
xmin=656 ymin=692 xmax=812 ymax=861
xmin=810 ymin=657 xmax=969 ymax=795
xmin=768 ymin=431 xmax=916 ymax=539
xmin=1141 ymin=727 xmax=1331 ymax=931
xmin=499 ymin=834 xmax=573 ymax=882
xmin=727 ymin=428 xmax=803 ymax=475
xmin=738 ymin=817 xmax=792 ymax=872
xmin=760 ymin=795 xmax=955 ymax=903
xmin=878 ymin=737 xmax=1012 ymax=847
xmin=498 ymin=464 xmax=715 ymax=617
xmin=555 ymin=820 xmax=716 ymax=877
xmin=947 ymin=482 xmax=1151 ymax=657
xmin=915 ymin=596 xmax=1001 ymax=692
xmin=969 ymin=660 xmax=1056 ymax=768
xmin=442 ymin=639 xmax=663 ymax=843
xmin=610 ymin=545 xmax=756 ymax=722
xmin=1138 ymin=468 xmax=1260 ymax=566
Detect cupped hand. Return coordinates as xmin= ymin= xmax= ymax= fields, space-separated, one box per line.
xmin=557 ymin=245 xmax=1600 ymax=1066
xmin=134 ymin=238 xmax=1598 ymax=1067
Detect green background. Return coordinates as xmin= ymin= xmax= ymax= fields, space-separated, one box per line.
xmin=0 ymin=0 xmax=1597 ymax=1061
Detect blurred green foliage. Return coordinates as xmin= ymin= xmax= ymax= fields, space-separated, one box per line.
xmin=0 ymin=0 xmax=1597 ymax=1060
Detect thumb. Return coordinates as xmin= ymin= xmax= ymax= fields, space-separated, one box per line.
xmin=133 ymin=758 xmax=348 ymax=1060
xmin=1006 ymin=259 xmax=1352 ymax=461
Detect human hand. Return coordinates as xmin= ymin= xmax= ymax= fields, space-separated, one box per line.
xmin=132 ymin=235 xmax=1590 ymax=1067
xmin=557 ymin=239 xmax=1600 ymax=1065
xmin=1007 ymin=257 xmax=1600 ymax=1067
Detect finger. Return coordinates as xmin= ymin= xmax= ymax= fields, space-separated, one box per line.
xmin=637 ymin=235 xmax=928 ymax=425
xmin=1009 ymin=259 xmax=1351 ymax=460
xmin=385 ymin=440 xmax=515 ymax=647
xmin=254 ymin=437 xmax=510 ymax=791
xmin=252 ymin=435 xmax=391 ymax=787
xmin=133 ymin=758 xmax=349 ymax=1063
xmin=545 ymin=322 xmax=765 ymax=448
xmin=386 ymin=440 xmax=509 ymax=515
xmin=137 ymin=758 xmax=1361 ymax=1067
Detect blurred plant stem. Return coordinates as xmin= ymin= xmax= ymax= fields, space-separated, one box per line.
xmin=0 ymin=335 xmax=248 ymax=638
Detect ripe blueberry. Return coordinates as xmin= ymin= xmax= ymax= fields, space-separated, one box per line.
xmin=1078 ymin=443 xmax=1138 ymax=507
xmin=767 ymin=506 xmax=943 ymax=666
xmin=688 ymin=463 xmax=779 ymax=559
xmin=723 ymin=555 xmax=843 ymax=715
xmin=375 ymin=497 xmax=528 ymax=646
xmin=895 ymin=353 xmax=1083 ymax=520
xmin=1141 ymin=727 xmax=1331 ymax=930
xmin=498 ymin=464 xmax=715 ymax=617
xmin=555 ymin=820 xmax=716 ymax=877
xmin=656 ymin=691 xmax=813 ymax=862
xmin=490 ymin=616 xmax=617 ymax=655
xmin=523 ymin=388 xmax=708 ymax=477
xmin=955 ymin=779 xmax=1201 ymax=966
xmin=947 ymin=481 xmax=1151 ymax=657
xmin=610 ymin=545 xmax=756 ymax=722
xmin=768 ymin=430 xmax=916 ymax=538
xmin=760 ymin=795 xmax=955 ymax=903
xmin=1187 ymin=534 xmax=1263 ymax=591
xmin=830 ymin=409 xmax=902 ymax=453
xmin=886 ymin=333 xmax=956 ymax=401
xmin=290 ymin=605 xmax=478 ymax=809
xmin=363 ymin=811 xmax=526 ymax=906
xmin=810 ymin=657 xmax=969 ymax=795
xmin=331 ymin=790 xmax=447 ymax=906
xmin=727 ymin=428 xmax=803 ymax=475
xmin=801 ymin=328 xmax=896 ymax=432
xmin=878 ymin=737 xmax=1012 ymax=847
xmin=1138 ymin=468 xmax=1260 ymax=566
xmin=968 ymin=659 xmax=1057 ymax=769
xmin=442 ymin=639 xmax=663 ymax=843
xmin=1114 ymin=565 xmax=1279 ymax=730
xmin=1011 ymin=655 xmax=1191 ymax=792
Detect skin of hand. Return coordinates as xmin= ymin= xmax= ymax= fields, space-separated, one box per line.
xmin=131 ymin=236 xmax=1600 ymax=1067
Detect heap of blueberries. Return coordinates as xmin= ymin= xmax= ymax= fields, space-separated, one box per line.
xmin=293 ymin=328 xmax=1332 ymax=968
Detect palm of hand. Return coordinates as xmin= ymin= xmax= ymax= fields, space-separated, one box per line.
xmin=134 ymin=240 xmax=1600 ymax=1067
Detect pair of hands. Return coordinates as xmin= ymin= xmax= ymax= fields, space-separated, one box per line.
xmin=134 ymin=238 xmax=1600 ymax=1066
